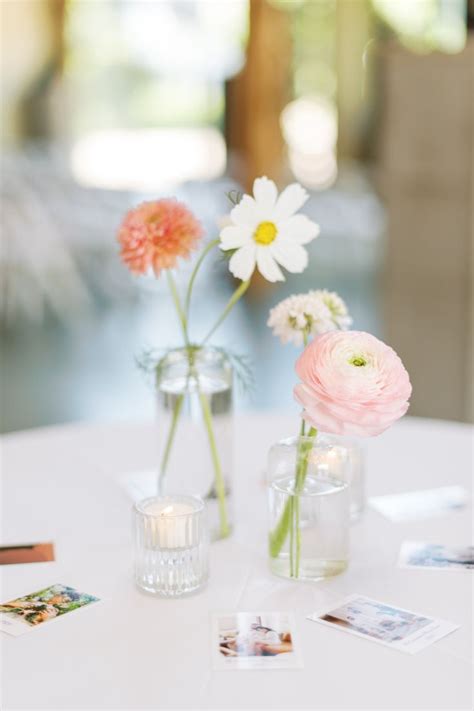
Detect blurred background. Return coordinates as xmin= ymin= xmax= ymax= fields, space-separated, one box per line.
xmin=1 ymin=0 xmax=472 ymax=433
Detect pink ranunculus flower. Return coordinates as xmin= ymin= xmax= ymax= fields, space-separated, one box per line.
xmin=294 ymin=330 xmax=412 ymax=437
xmin=118 ymin=199 xmax=203 ymax=276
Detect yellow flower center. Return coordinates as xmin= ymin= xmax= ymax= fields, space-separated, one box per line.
xmin=349 ymin=355 xmax=367 ymax=367
xmin=253 ymin=221 xmax=277 ymax=245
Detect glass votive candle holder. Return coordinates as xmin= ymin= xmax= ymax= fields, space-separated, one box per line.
xmin=133 ymin=495 xmax=209 ymax=597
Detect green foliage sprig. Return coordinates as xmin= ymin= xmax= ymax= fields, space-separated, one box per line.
xmin=136 ymin=345 xmax=254 ymax=395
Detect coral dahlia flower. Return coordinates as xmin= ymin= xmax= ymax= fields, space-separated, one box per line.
xmin=118 ymin=199 xmax=203 ymax=276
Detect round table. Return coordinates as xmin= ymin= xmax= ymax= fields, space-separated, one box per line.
xmin=1 ymin=415 xmax=472 ymax=710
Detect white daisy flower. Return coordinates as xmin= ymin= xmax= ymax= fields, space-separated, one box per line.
xmin=267 ymin=290 xmax=352 ymax=346
xmin=219 ymin=176 xmax=320 ymax=282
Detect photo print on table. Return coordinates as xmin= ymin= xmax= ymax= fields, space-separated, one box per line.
xmin=308 ymin=595 xmax=459 ymax=654
xmin=0 ymin=584 xmax=100 ymax=636
xmin=212 ymin=612 xmax=302 ymax=669
xmin=398 ymin=542 xmax=474 ymax=571
xmin=369 ymin=486 xmax=468 ymax=522
xmin=0 ymin=542 xmax=55 ymax=565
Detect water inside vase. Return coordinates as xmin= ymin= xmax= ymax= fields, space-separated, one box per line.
xmin=269 ymin=474 xmax=350 ymax=581
xmin=157 ymin=370 xmax=233 ymax=539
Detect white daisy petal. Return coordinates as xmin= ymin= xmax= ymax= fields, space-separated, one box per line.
xmin=230 ymin=195 xmax=260 ymax=227
xmin=256 ymin=247 xmax=285 ymax=282
xmin=228 ymin=244 xmax=256 ymax=281
xmin=253 ymin=176 xmax=278 ymax=209
xmin=219 ymin=225 xmax=252 ymax=250
xmin=271 ymin=242 xmax=308 ymax=273
xmin=278 ymin=214 xmax=320 ymax=245
xmin=274 ymin=183 xmax=309 ymax=220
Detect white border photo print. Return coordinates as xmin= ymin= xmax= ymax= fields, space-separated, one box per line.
xmin=369 ymin=486 xmax=468 ymax=522
xmin=308 ymin=595 xmax=459 ymax=654
xmin=212 ymin=612 xmax=302 ymax=670
xmin=398 ymin=542 xmax=474 ymax=571
xmin=0 ymin=584 xmax=101 ymax=637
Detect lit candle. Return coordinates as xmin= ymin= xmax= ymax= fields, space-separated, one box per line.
xmin=311 ymin=445 xmax=348 ymax=482
xmin=139 ymin=497 xmax=200 ymax=550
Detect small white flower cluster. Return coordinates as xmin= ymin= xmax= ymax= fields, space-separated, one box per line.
xmin=318 ymin=289 xmax=353 ymax=331
xmin=267 ymin=290 xmax=352 ymax=346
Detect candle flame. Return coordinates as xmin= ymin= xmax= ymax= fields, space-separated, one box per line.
xmin=161 ymin=505 xmax=174 ymax=515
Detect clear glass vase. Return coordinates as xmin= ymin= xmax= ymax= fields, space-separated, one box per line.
xmin=156 ymin=346 xmax=233 ymax=541
xmin=267 ymin=436 xmax=350 ymax=581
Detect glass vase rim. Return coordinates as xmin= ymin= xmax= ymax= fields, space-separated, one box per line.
xmin=273 ymin=435 xmax=344 ymax=450
xmin=160 ymin=345 xmax=230 ymax=363
xmin=134 ymin=495 xmax=205 ymax=518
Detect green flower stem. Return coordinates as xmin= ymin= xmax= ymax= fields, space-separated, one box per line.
xmin=293 ymin=496 xmax=300 ymax=578
xmin=167 ymin=271 xmax=189 ymax=346
xmin=290 ymin=330 xmax=310 ymax=576
xmin=159 ymin=257 xmax=251 ymax=539
xmin=158 ymin=392 xmax=184 ymax=493
xmin=269 ymin=499 xmax=292 ymax=559
xmin=289 ymin=417 xmax=309 ymax=576
xmin=198 ymin=390 xmax=230 ymax=538
xmin=294 ymin=427 xmax=317 ymax=492
xmin=202 ymin=279 xmax=250 ymax=345
xmin=184 ymin=239 xmax=220 ymax=319
xmin=292 ymin=426 xmax=317 ymax=576
xmin=269 ymin=426 xmax=317 ymax=573
xmin=158 ymin=273 xmax=190 ymax=496
xmin=268 ymin=493 xmax=292 ymax=558
xmin=289 ymin=497 xmax=295 ymax=577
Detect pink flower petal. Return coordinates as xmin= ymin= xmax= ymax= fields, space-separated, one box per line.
xmin=294 ymin=330 xmax=412 ymax=438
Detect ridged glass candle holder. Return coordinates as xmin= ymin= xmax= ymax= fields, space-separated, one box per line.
xmin=133 ymin=495 xmax=209 ymax=597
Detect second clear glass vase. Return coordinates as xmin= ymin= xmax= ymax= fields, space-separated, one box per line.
xmin=156 ymin=346 xmax=233 ymax=541
xmin=267 ymin=436 xmax=350 ymax=581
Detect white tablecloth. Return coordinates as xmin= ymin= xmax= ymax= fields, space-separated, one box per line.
xmin=1 ymin=415 xmax=473 ymax=710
